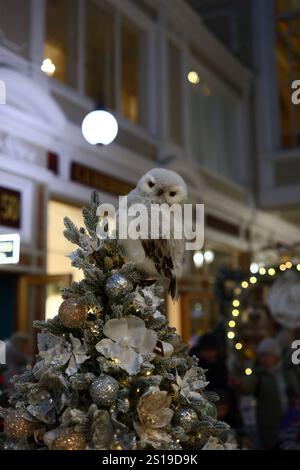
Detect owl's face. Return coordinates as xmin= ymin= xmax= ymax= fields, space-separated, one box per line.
xmin=137 ymin=168 xmax=187 ymax=205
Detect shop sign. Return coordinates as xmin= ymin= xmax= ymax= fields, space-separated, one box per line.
xmin=0 ymin=233 xmax=20 ymax=264
xmin=0 ymin=186 xmax=21 ymax=228
xmin=71 ymin=162 xmax=133 ymax=196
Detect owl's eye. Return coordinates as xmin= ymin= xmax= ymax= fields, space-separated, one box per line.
xmin=169 ymin=191 xmax=177 ymax=197
xmin=148 ymin=181 xmax=155 ymax=188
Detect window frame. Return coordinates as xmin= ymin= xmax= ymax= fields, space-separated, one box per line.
xmin=164 ymin=31 xmax=186 ymax=155
xmin=33 ymin=0 xmax=156 ymax=137
xmin=186 ymin=53 xmax=242 ymax=184
xmin=274 ymin=0 xmax=300 ymax=149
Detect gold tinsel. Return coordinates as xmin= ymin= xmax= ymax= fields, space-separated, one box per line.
xmin=52 ymin=430 xmax=87 ymax=450
xmin=58 ymin=299 xmax=88 ymax=328
xmin=4 ymin=410 xmax=37 ymax=439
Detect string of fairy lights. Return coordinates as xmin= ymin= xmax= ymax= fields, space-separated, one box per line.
xmin=227 ymin=260 xmax=300 ymax=375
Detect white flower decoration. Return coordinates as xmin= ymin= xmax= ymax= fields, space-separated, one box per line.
xmin=79 ymin=233 xmax=100 ymax=255
xmin=173 ymin=367 xmax=209 ymax=402
xmin=38 ymin=332 xmax=89 ymax=376
xmin=133 ymin=287 xmax=165 ymax=320
xmin=95 ymin=315 xmax=158 ymax=375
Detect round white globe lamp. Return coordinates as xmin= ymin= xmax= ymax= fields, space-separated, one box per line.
xmin=81 ymin=110 xmax=118 ymax=145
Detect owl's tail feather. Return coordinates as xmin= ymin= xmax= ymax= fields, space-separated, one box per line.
xmin=169 ymin=276 xmax=179 ymax=302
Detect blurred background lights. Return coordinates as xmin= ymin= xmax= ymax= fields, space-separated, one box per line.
xmin=204 ymin=250 xmax=215 ymax=263
xmin=235 ymin=343 xmax=243 ymax=350
xmin=81 ymin=110 xmax=118 ymax=145
xmin=202 ymin=85 xmax=212 ymax=96
xmin=245 ymin=368 xmax=252 ymax=376
xmin=297 ymin=264 xmax=300 ymax=271
xmin=280 ymin=264 xmax=286 ymax=271
xmin=250 ymin=276 xmax=257 ymax=284
xmin=187 ymin=70 xmax=200 ymax=84
xmin=268 ymin=268 xmax=276 ymax=276
xmin=41 ymin=58 xmax=56 ymax=76
xmin=232 ymin=309 xmax=240 ymax=317
xmin=250 ymin=262 xmax=259 ymax=274
xmin=259 ymin=267 xmax=266 ymax=275
xmin=232 ymin=299 xmax=240 ymax=307
xmin=228 ymin=320 xmax=236 ymax=328
xmin=193 ymin=250 xmax=204 ymax=268
xmin=285 ymin=261 xmax=292 ymax=269
xmin=241 ymin=281 xmax=248 ymax=288
xmin=227 ymin=331 xmax=235 ymax=339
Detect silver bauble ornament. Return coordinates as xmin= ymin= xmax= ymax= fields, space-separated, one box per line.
xmin=89 ymin=374 xmax=119 ymax=407
xmin=105 ymin=274 xmax=133 ymax=299
xmin=173 ymin=407 xmax=198 ymax=433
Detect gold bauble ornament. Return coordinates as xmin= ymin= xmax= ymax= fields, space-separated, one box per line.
xmin=52 ymin=430 xmax=87 ymax=450
xmin=4 ymin=410 xmax=37 ymax=439
xmin=58 ymin=299 xmax=88 ymax=328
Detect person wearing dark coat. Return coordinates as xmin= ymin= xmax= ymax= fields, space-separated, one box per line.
xmin=241 ymin=338 xmax=288 ymax=449
xmin=3 ymin=332 xmax=31 ymax=393
xmin=189 ymin=332 xmax=242 ymax=432
xmin=190 ymin=333 xmax=229 ymax=390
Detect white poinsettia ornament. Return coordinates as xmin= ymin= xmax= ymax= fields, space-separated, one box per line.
xmin=38 ymin=332 xmax=89 ymax=376
xmin=173 ymin=367 xmax=209 ymax=402
xmin=95 ymin=315 xmax=158 ymax=375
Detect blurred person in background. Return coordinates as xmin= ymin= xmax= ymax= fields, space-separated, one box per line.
xmin=189 ymin=332 xmax=229 ymax=390
xmin=189 ymin=332 xmax=242 ymax=434
xmin=241 ymin=337 xmax=288 ymax=449
xmin=3 ymin=332 xmax=32 ymax=394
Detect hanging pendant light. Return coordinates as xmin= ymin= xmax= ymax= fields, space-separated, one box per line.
xmin=82 ymin=109 xmax=118 ymax=145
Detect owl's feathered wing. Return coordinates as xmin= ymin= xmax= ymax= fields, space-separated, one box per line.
xmin=118 ymin=188 xmax=184 ymax=300
xmin=141 ymin=238 xmax=180 ymax=300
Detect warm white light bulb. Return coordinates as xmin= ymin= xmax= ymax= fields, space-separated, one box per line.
xmin=41 ymin=58 xmax=56 ymax=76
xmin=187 ymin=70 xmax=200 ymax=84
xmin=250 ymin=262 xmax=259 ymax=274
xmin=82 ymin=110 xmax=118 ymax=145
xmin=193 ymin=251 xmax=204 ymax=268
xmin=204 ymin=250 xmax=215 ymax=264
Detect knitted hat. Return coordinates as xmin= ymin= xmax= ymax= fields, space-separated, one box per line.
xmin=197 ymin=333 xmax=220 ymax=351
xmin=257 ymin=338 xmax=281 ymax=358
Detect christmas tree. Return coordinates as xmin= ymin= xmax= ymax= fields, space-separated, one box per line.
xmin=0 ymin=191 xmax=230 ymax=450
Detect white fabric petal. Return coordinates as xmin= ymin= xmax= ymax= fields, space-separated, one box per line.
xmin=74 ymin=352 xmax=89 ymax=365
xmin=137 ymin=329 xmax=158 ymax=355
xmin=96 ymin=338 xmax=123 ymax=359
xmin=124 ymin=316 xmax=147 ymax=349
xmin=126 ymin=315 xmax=146 ymax=330
xmin=116 ymin=346 xmax=143 ymax=375
xmin=41 ymin=348 xmax=71 ymax=366
xmin=103 ymin=318 xmax=129 ymax=343
xmin=69 ymin=334 xmax=82 ymax=353
xmin=66 ymin=355 xmax=79 ymax=376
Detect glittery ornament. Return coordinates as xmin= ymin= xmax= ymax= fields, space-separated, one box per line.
xmin=4 ymin=409 xmax=37 ymax=439
xmin=105 ymin=274 xmax=133 ymax=299
xmin=58 ymin=299 xmax=88 ymax=328
xmin=89 ymin=374 xmax=119 ymax=407
xmin=173 ymin=408 xmax=198 ymax=433
xmin=52 ymin=429 xmax=86 ymax=450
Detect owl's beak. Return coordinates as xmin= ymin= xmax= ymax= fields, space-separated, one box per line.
xmin=156 ymin=188 xmax=164 ymax=196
